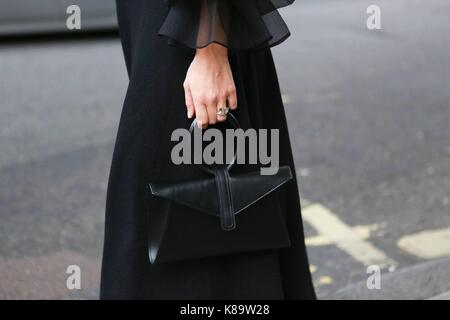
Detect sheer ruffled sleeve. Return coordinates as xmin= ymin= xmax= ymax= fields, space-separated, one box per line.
xmin=159 ymin=0 xmax=295 ymax=51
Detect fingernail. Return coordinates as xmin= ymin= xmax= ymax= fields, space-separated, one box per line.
xmin=197 ymin=120 xmax=202 ymax=128
xmin=187 ymin=110 xmax=191 ymax=118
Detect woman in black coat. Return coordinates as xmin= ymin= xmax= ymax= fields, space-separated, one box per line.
xmin=100 ymin=0 xmax=316 ymax=299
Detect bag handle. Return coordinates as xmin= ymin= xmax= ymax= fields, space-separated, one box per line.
xmin=188 ymin=113 xmax=240 ymax=175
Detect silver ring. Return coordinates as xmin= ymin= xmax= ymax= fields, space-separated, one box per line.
xmin=216 ymin=107 xmax=230 ymax=116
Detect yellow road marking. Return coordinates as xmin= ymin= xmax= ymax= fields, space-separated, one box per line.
xmin=302 ymin=203 xmax=397 ymax=268
xmin=305 ymin=235 xmax=333 ymax=246
xmin=397 ymin=228 xmax=450 ymax=259
xmin=281 ymin=94 xmax=292 ymax=104
xmin=306 ymin=223 xmax=386 ymax=246
xmin=316 ymin=276 xmax=333 ymax=287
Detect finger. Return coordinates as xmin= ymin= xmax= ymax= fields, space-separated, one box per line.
xmin=227 ymin=86 xmax=238 ymax=110
xmin=207 ymin=101 xmax=218 ymax=126
xmin=184 ymin=84 xmax=195 ymax=119
xmin=194 ymin=103 xmax=209 ymax=129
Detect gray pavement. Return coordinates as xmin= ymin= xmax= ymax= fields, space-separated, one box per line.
xmin=0 ymin=0 xmax=449 ymax=299
xmin=328 ymin=258 xmax=450 ymax=300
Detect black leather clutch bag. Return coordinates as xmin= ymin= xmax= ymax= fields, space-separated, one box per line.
xmin=147 ymin=114 xmax=292 ymax=264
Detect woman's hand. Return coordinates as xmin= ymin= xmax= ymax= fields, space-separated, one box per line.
xmin=183 ymin=43 xmax=238 ymax=128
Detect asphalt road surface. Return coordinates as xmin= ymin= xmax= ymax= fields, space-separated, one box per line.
xmin=1 ymin=0 xmax=449 ymax=299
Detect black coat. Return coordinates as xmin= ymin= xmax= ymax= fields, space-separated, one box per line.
xmin=100 ymin=0 xmax=316 ymax=299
